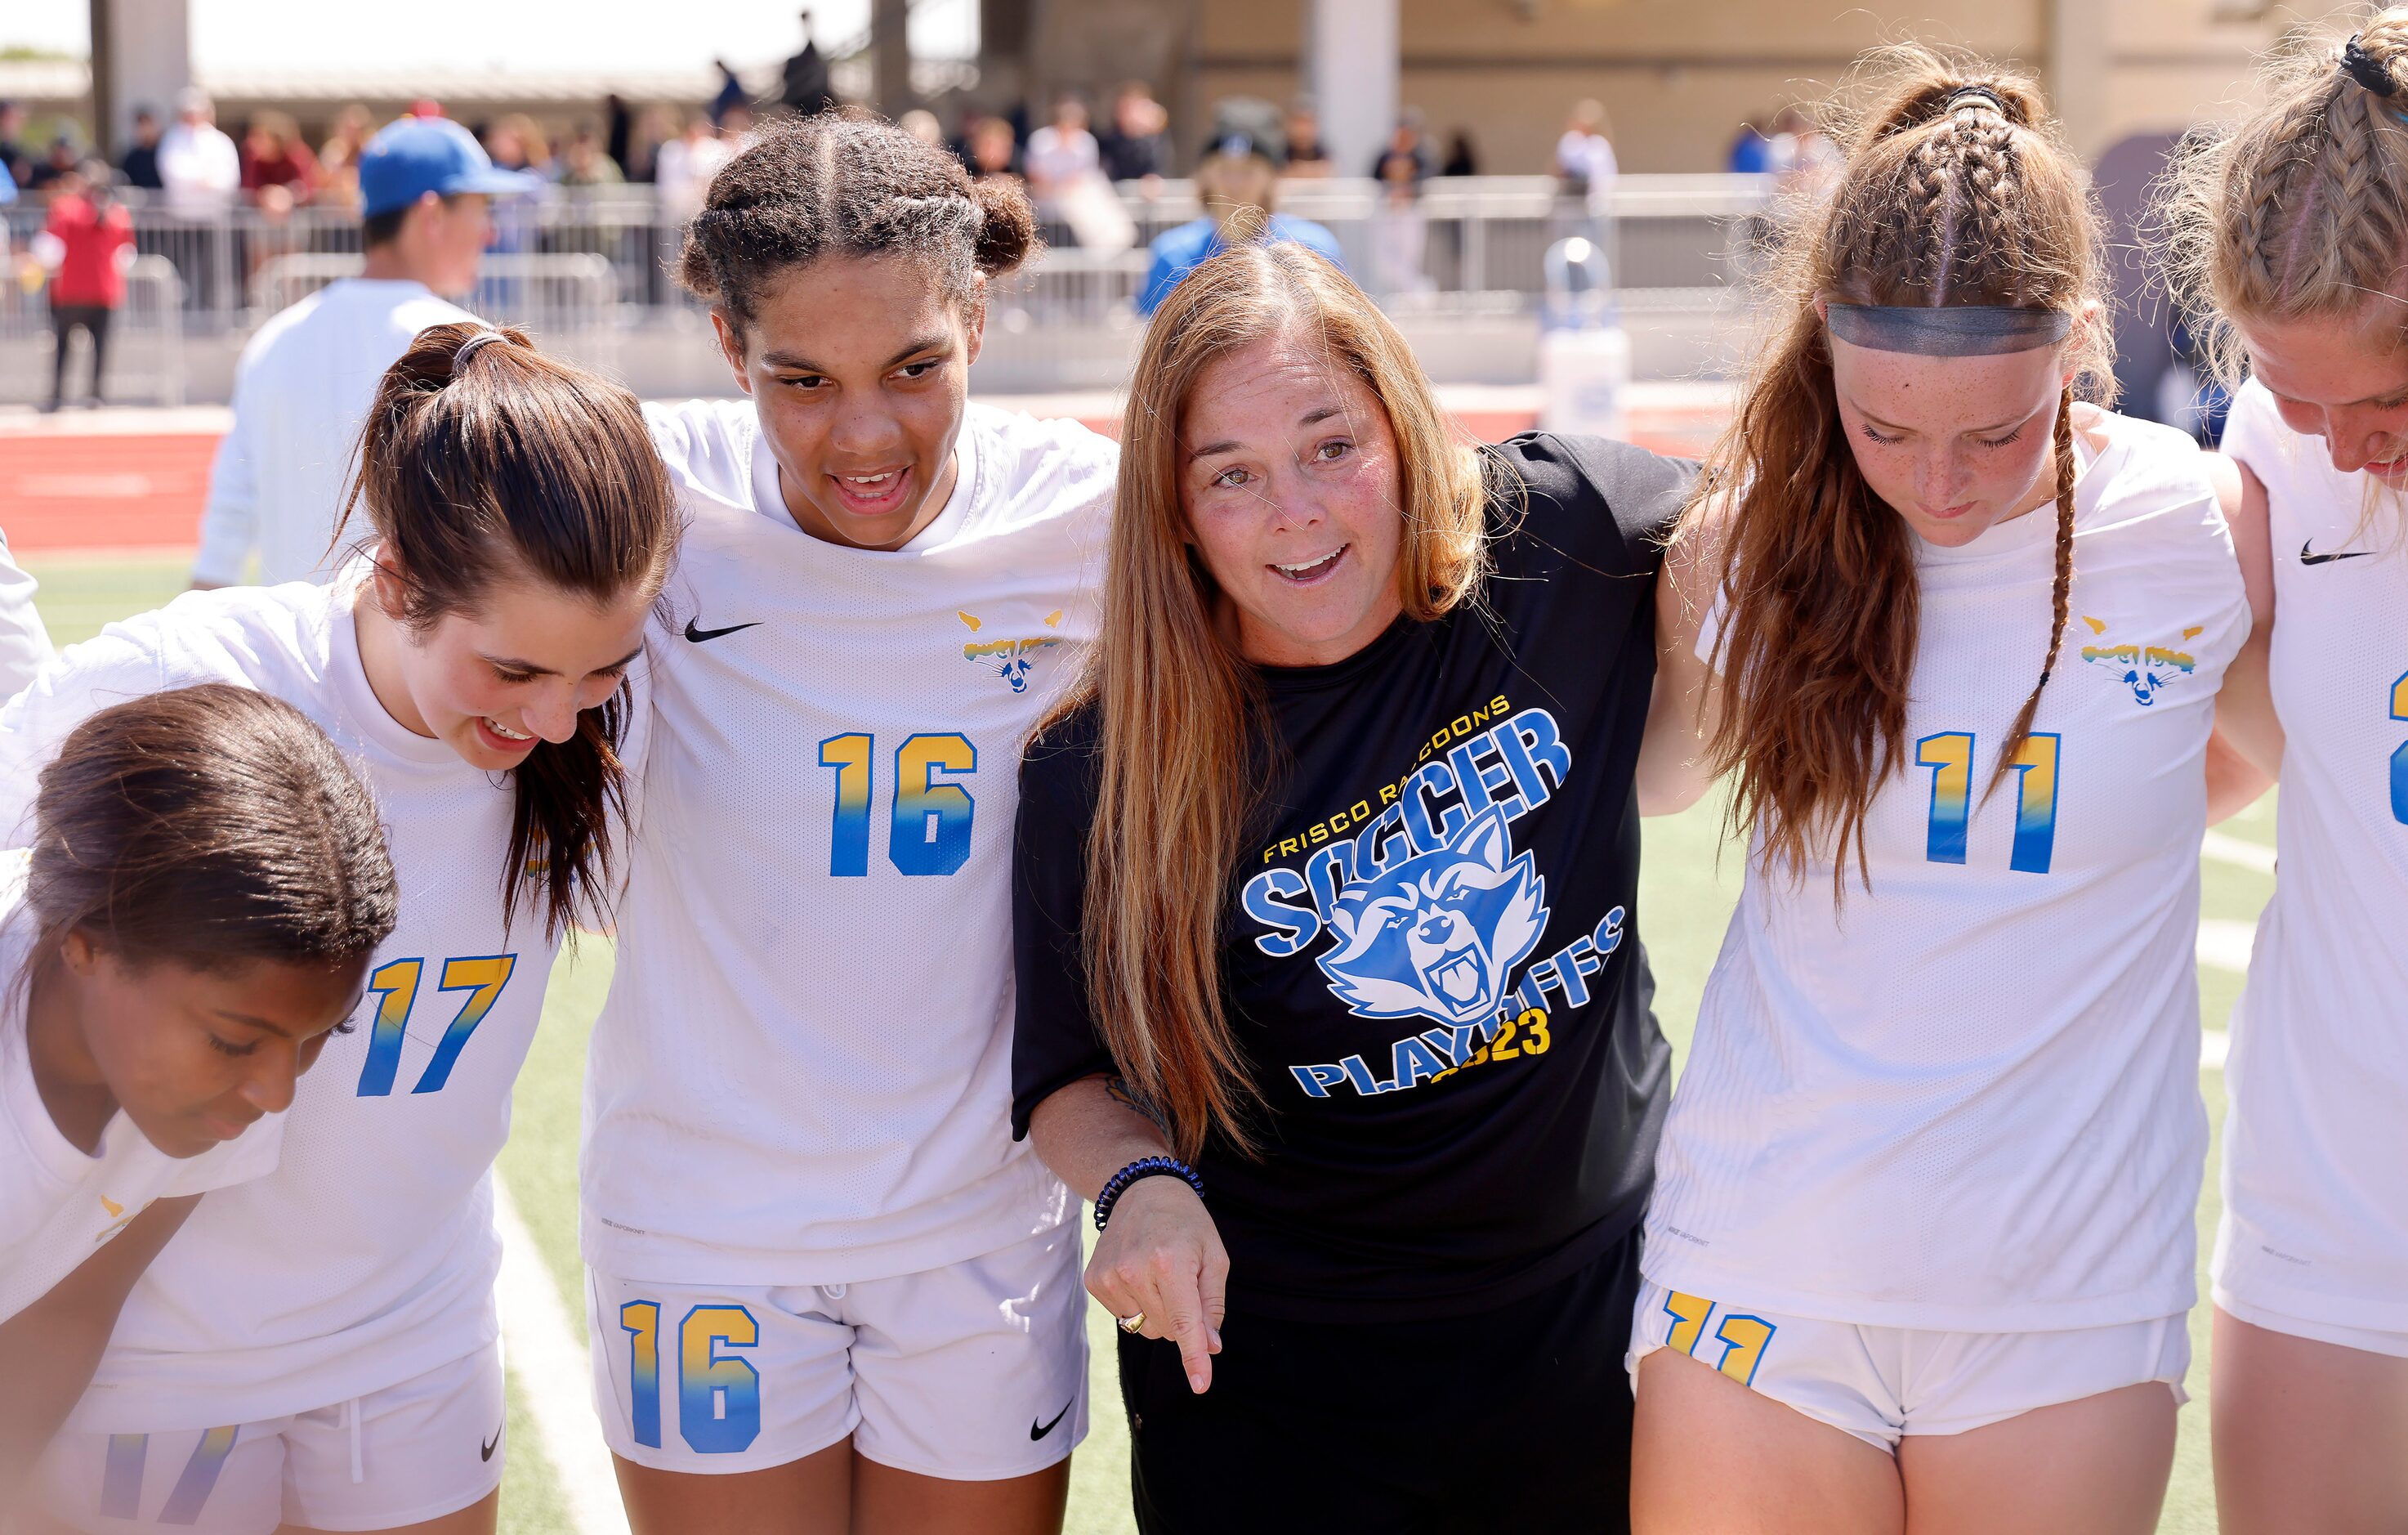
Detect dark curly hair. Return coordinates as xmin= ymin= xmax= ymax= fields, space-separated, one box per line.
xmin=678 ymin=108 xmax=1040 ymax=326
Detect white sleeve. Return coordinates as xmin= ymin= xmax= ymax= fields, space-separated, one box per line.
xmin=193 ymin=366 xmax=261 ymax=587
xmin=0 ymin=531 xmax=55 ymax=706
xmin=0 ymin=633 xmax=176 ymax=848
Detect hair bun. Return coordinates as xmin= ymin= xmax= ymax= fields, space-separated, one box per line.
xmin=968 ymin=174 xmax=1040 ymax=277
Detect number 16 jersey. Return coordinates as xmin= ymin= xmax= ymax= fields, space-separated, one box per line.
xmin=583 ymin=401 xmax=1113 ymax=1286
xmin=1645 ymin=407 xmax=2249 ymax=1331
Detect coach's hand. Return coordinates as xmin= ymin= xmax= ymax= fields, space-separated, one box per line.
xmin=1088 ymin=1177 xmax=1229 ymax=1394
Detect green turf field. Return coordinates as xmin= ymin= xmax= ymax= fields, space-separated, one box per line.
xmin=23 ymin=554 xmax=2272 ymax=1533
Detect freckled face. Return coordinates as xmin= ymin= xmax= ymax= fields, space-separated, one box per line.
xmin=1828 ymin=333 xmax=2069 ymax=549
xmin=2236 ymin=311 xmax=2408 ymax=484
xmin=1180 ymin=334 xmax=1408 ymax=667
xmin=382 ymin=575 xmax=651 ymax=772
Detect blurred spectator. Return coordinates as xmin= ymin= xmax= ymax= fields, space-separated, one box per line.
xmin=1370 ymin=112 xmax=1433 ymax=298
xmin=1555 ymin=98 xmax=1618 ymax=212
xmin=314 ymin=105 xmax=374 ymax=211
xmin=1139 ymin=117 xmax=1342 ymax=316
xmin=720 ymin=103 xmax=757 ymax=150
xmin=1768 ymin=105 xmax=1841 ymax=194
xmin=35 ymin=162 xmax=133 ymax=411
xmin=159 ymin=87 xmax=241 ymax=217
xmin=967 ymin=114 xmax=1021 ymax=181
xmin=606 ymin=93 xmax=634 ymax=174
xmin=409 ymin=99 xmax=445 ymax=120
xmin=1727 ymin=115 xmax=1775 ymax=174
xmin=241 ymin=112 xmax=319 ymax=206
xmin=119 ymin=108 xmax=164 ymax=190
xmin=782 ymin=10 xmax=839 ymax=117
xmin=1097 ymin=81 xmax=1172 ymax=182
xmin=1025 ymin=95 xmax=1100 ymax=204
xmin=485 ymin=114 xmax=551 ymax=177
xmin=194 ymin=117 xmax=533 ymax=589
xmin=1441 ymin=129 xmax=1478 ymax=177
xmin=27 ymin=136 xmax=81 ymax=195
xmin=1282 ymin=97 xmax=1331 ymax=179
xmin=654 ymin=112 xmax=732 ymax=223
xmin=710 ymin=60 xmax=750 ymax=128
xmin=558 ymin=123 xmax=625 ymax=188
xmin=900 ymin=110 xmax=945 ymax=150
xmin=0 ymin=102 xmax=29 ymax=189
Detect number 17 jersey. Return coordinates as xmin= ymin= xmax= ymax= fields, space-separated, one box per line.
xmin=583 ymin=401 xmax=1113 ymax=1286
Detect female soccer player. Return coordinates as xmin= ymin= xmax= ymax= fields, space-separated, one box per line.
xmin=1628 ymin=57 xmax=2247 ymax=1534
xmin=0 ymin=685 xmax=396 ymax=1501
xmin=14 ymin=321 xmax=677 ymax=1535
xmin=1012 ymin=240 xmax=1700 ymax=1532
xmin=582 ymin=113 xmax=1112 ymax=1533
xmin=2164 ymin=15 xmax=2408 ymax=1530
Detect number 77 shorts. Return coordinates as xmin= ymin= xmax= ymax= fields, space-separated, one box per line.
xmin=1626 ymin=1280 xmax=2190 ymax=1450
xmin=587 ymin=1220 xmax=1088 ymax=1479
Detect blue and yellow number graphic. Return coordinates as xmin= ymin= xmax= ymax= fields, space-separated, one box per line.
xmin=1660 ymin=1291 xmax=1778 ymax=1388
xmin=99 ymin=1434 xmax=145 ymax=1519
xmin=677 ymin=1305 xmax=762 ymax=1455
xmin=815 ymin=731 xmax=978 ymax=877
xmin=1662 ymin=1291 xmax=1713 ymax=1355
xmin=1917 ymin=729 xmax=2061 ymax=874
xmin=1915 ymin=732 xmax=1975 ymax=865
xmin=97 ymin=1427 xmax=241 ymax=1524
xmin=619 ymin=1300 xmax=662 ymax=1449
xmin=356 ymin=953 xmax=518 ymax=1098
xmin=818 ymin=733 xmax=873 ymax=877
xmin=2389 ymin=670 xmax=2408 ymax=826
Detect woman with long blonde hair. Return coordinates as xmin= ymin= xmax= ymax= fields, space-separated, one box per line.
xmin=1012 ymin=239 xmax=1700 ymax=1531
xmin=2163 ymin=12 xmax=2408 ymax=1530
xmin=1629 ymin=54 xmax=2251 ymax=1533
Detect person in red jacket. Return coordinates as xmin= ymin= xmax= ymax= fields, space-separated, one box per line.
xmin=39 ymin=163 xmax=134 ymax=411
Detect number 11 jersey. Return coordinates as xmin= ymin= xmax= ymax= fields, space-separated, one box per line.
xmin=583 ymin=401 xmax=1113 ymax=1287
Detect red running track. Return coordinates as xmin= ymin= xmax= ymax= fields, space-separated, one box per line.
xmin=0 ymin=409 xmax=1720 ymax=555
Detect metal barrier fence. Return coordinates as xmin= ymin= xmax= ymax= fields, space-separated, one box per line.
xmin=0 ymin=254 xmax=187 ymax=407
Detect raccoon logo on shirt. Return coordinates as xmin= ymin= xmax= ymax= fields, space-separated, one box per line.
xmin=1318 ymin=806 xmax=1546 ymax=1029
xmin=2079 ymin=615 xmax=2205 ymax=707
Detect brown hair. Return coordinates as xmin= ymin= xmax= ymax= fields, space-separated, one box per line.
xmin=1682 ymin=48 xmax=2111 ymax=892
xmin=24 ymin=684 xmax=398 ymax=978
xmin=677 ymin=109 xmax=1039 ymax=327
xmin=1051 ymin=241 xmax=1490 ymax=1159
xmin=343 ymin=320 xmax=679 ymax=939
xmin=2164 ymin=9 xmax=2408 ymax=387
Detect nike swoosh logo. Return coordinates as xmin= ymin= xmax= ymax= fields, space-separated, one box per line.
xmin=1030 ymin=1401 xmax=1073 ymax=1441
xmin=2301 ymin=539 xmax=2374 ymax=566
xmin=684 ymin=617 xmax=762 ymax=642
xmin=480 ymin=1427 xmax=502 ymax=1462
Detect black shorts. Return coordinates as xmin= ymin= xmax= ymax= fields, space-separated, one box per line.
xmin=1117 ymin=1224 xmax=1643 ymax=1535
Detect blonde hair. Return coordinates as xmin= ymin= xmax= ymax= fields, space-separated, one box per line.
xmin=1680 ymin=47 xmax=2111 ymax=893
xmin=1053 ymin=241 xmax=1489 ymax=1158
xmin=2165 ymin=8 xmax=2408 ymax=387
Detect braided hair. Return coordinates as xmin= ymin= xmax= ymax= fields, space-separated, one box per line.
xmin=2165 ymin=10 xmax=2408 ymax=388
xmin=677 ymin=108 xmax=1039 ymax=326
xmin=1678 ymin=47 xmax=2112 ymax=893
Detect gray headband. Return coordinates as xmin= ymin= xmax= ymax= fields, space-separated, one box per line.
xmin=1825 ymin=303 xmax=2071 ymax=356
xmin=453 ymin=329 xmax=508 ymax=369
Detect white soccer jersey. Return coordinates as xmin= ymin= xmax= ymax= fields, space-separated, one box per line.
xmin=2214 ymin=379 xmax=2408 ymax=1331
xmin=582 ymin=399 xmax=1110 ymax=1286
xmin=1646 ymin=407 xmax=2249 ymax=1331
xmin=0 ymin=566 xmax=627 ymax=1430
xmin=0 ymin=857 xmax=286 ymax=1325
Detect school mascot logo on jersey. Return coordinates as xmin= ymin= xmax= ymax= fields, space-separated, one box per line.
xmin=957 ymin=609 xmax=1066 ymax=693
xmin=1316 ymin=804 xmax=1548 ymax=1028
xmin=2078 ymin=616 xmax=2204 ymax=706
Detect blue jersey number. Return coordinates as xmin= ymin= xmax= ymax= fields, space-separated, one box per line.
xmin=2390 ymin=671 xmax=2408 ymax=826
xmin=99 ymin=1428 xmax=239 ymax=1523
xmin=1915 ymin=730 xmax=2061 ymax=875
xmin=619 ymin=1300 xmax=761 ymax=1453
xmin=815 ymin=730 xmax=976 ymax=877
xmin=355 ymin=954 xmax=519 ymax=1097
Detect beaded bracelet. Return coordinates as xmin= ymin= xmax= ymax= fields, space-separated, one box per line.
xmin=1092 ymin=1155 xmax=1205 ymax=1229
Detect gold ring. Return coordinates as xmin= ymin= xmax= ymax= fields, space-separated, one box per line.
xmin=1117 ymin=1312 xmax=1146 ymax=1334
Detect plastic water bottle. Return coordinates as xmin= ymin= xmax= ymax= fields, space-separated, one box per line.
xmin=1538 ymin=235 xmax=1631 ymax=441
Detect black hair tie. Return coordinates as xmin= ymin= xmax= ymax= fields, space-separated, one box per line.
xmin=1942 ymin=85 xmax=2011 ymax=118
xmin=2343 ymin=34 xmax=2398 ymax=98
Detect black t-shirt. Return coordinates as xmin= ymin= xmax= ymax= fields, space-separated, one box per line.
xmin=1012 ymin=434 xmax=1692 ymax=1322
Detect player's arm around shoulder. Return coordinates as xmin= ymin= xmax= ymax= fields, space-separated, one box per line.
xmin=1636 ymin=486 xmax=1730 ymax=817
xmin=2203 ymin=447 xmax=2281 ymax=819
xmin=0 ymin=1195 xmax=199 ymax=1506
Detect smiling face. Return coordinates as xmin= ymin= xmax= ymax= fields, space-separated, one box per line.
xmin=716 ymin=254 xmax=982 ymax=552
xmin=1827 ymin=328 xmax=2070 ymax=548
xmin=373 ymin=567 xmax=651 ymax=771
xmin=2235 ymin=309 xmax=2408 ymax=484
xmin=1180 ymin=332 xmax=1407 ymax=667
xmin=65 ymin=941 xmax=369 ymax=1157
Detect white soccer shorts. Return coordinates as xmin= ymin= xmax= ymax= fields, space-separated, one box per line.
xmin=588 ymin=1219 xmax=1088 ymax=1480
xmin=1628 ymin=1279 xmax=2190 ymax=1450
xmin=36 ymin=1343 xmax=504 ymax=1533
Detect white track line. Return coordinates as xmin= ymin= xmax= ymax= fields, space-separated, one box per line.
xmin=2202 ymin=830 xmax=2276 ymax=874
xmin=493 ymin=1180 xmax=631 ymax=1535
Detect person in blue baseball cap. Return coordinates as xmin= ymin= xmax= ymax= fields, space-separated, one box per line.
xmin=192 ymin=117 xmax=539 ymax=591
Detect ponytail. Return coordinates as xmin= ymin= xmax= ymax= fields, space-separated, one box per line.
xmin=343 ymin=321 xmax=679 ymax=938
